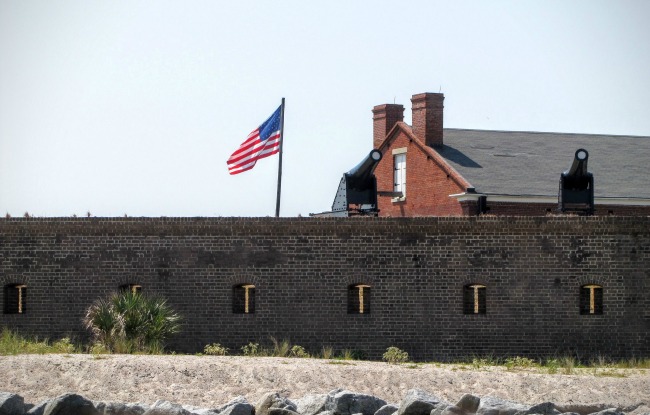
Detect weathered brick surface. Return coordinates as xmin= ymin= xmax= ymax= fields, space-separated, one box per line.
xmin=0 ymin=217 xmax=648 ymax=361
xmin=375 ymin=129 xmax=466 ymax=217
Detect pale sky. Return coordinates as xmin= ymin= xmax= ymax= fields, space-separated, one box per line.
xmin=1 ymin=0 xmax=649 ymax=217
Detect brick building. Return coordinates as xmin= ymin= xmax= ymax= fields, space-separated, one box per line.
xmin=372 ymin=93 xmax=650 ymax=216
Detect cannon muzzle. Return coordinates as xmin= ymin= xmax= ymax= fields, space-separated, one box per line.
xmin=346 ymin=150 xmax=382 ymax=189
xmin=564 ymin=148 xmax=589 ymax=177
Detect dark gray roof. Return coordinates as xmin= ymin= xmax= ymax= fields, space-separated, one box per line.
xmin=438 ymin=129 xmax=650 ymax=198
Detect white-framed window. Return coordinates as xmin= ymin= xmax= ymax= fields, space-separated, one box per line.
xmin=393 ymin=152 xmax=406 ymax=199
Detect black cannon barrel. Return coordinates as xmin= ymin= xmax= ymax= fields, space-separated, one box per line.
xmin=564 ymin=148 xmax=589 ymax=177
xmin=559 ymin=148 xmax=594 ymax=215
xmin=347 ymin=149 xmax=382 ymax=184
xmin=310 ymin=149 xmax=382 ymax=217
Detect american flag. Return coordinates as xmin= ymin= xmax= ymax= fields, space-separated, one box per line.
xmin=227 ymin=105 xmax=282 ymax=175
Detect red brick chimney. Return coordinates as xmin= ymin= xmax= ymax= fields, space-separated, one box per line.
xmin=411 ymin=93 xmax=444 ymax=147
xmin=372 ymin=104 xmax=404 ymax=149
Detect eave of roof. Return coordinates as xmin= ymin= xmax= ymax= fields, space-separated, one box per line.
xmin=450 ymin=192 xmax=650 ymax=206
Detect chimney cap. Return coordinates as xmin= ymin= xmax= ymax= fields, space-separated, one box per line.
xmin=411 ymin=92 xmax=444 ymax=102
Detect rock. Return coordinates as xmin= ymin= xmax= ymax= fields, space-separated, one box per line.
xmin=26 ymin=400 xmax=48 ymax=415
xmin=326 ymin=390 xmax=387 ymax=415
xmin=181 ymin=406 xmax=218 ymax=415
xmin=557 ymin=405 xmax=608 ymax=415
xmin=456 ymin=395 xmax=481 ymax=414
xmin=431 ymin=404 xmax=452 ymax=415
xmin=192 ymin=410 xmax=219 ymax=415
xmin=43 ymin=393 xmax=99 ymax=415
xmin=0 ymin=392 xmax=25 ymax=415
xmin=216 ymin=397 xmax=248 ymax=411
xmin=439 ymin=406 xmax=469 ymax=415
xmin=375 ymin=404 xmax=399 ymax=415
xmin=143 ymin=400 xmax=191 ymax=415
xmin=517 ymin=403 xmax=561 ymax=415
xmin=295 ymin=395 xmax=330 ymax=415
xmin=476 ymin=397 xmax=529 ymax=415
xmin=587 ymin=410 xmax=624 ymax=415
xmin=398 ymin=390 xmax=445 ymax=415
xmin=256 ymin=392 xmax=298 ymax=415
xmin=217 ymin=397 xmax=254 ymax=415
xmin=268 ymin=409 xmax=301 ymax=415
xmin=103 ymin=402 xmax=149 ymax=415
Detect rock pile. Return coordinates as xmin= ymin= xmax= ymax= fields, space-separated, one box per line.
xmin=0 ymin=388 xmax=641 ymax=415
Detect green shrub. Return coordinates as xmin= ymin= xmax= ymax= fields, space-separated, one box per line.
xmin=51 ymin=337 xmax=76 ymax=354
xmin=0 ymin=328 xmax=78 ymax=355
xmin=544 ymin=358 xmax=560 ymax=374
xmin=84 ymin=290 xmax=182 ymax=354
xmin=320 ymin=346 xmax=334 ymax=359
xmin=89 ymin=342 xmax=110 ymax=355
xmin=471 ymin=357 xmax=491 ymax=369
xmin=505 ymin=356 xmax=537 ymax=370
xmin=241 ymin=342 xmax=262 ymax=356
xmin=561 ymin=355 xmax=576 ymax=374
xmin=383 ymin=346 xmax=409 ymax=364
xmin=270 ymin=337 xmax=291 ymax=357
xmin=290 ymin=345 xmax=309 ymax=358
xmin=204 ymin=343 xmax=229 ymax=356
xmin=0 ymin=328 xmax=38 ymax=355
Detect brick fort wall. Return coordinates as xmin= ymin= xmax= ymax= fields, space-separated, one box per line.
xmin=1 ymin=217 xmax=648 ymax=361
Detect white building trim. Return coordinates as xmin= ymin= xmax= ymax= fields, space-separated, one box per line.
xmin=450 ymin=192 xmax=650 ymax=206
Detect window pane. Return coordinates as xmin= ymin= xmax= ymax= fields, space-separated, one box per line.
xmin=394 ymin=154 xmax=406 ymax=194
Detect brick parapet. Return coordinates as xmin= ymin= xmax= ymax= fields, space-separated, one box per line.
xmin=1 ymin=216 xmax=648 ymax=361
xmin=1 ymin=215 xmax=649 ymax=235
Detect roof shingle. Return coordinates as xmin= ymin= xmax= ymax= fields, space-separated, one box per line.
xmin=437 ymin=129 xmax=650 ymax=198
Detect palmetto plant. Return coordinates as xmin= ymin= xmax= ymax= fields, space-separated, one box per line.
xmin=84 ymin=290 xmax=182 ymax=354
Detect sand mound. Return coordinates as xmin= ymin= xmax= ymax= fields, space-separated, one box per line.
xmin=0 ymin=355 xmax=648 ymax=411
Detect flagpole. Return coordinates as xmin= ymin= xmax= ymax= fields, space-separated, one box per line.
xmin=275 ymin=98 xmax=285 ymax=218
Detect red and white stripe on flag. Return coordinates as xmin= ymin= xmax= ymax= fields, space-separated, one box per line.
xmin=227 ymin=105 xmax=282 ymax=175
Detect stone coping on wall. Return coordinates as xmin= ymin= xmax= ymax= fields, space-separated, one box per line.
xmin=0 ymin=215 xmax=648 ymax=237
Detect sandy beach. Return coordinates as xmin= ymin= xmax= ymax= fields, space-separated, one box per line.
xmin=0 ymin=354 xmax=648 ymax=412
